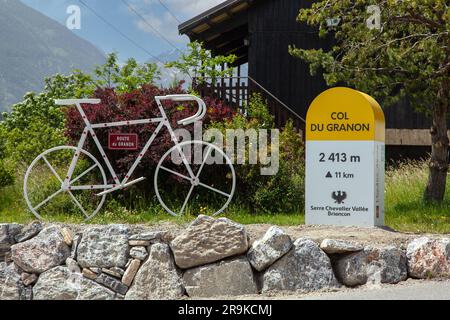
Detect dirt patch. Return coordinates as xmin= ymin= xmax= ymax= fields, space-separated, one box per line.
xmin=244 ymin=224 xmax=447 ymax=248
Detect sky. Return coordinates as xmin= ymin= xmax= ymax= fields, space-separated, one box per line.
xmin=21 ymin=0 xmax=226 ymax=62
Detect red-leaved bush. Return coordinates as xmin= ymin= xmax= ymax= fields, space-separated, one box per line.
xmin=64 ymin=83 xmax=235 ymax=183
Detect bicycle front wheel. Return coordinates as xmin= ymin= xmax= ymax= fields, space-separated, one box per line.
xmin=155 ymin=140 xmax=236 ymax=217
xmin=24 ymin=146 xmax=108 ymax=221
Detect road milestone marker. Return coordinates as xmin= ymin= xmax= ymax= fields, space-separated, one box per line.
xmin=305 ymin=87 xmax=385 ymax=227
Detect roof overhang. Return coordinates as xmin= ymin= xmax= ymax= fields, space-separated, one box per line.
xmin=179 ymin=0 xmax=256 ymax=66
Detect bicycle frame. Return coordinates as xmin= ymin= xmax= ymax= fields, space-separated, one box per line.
xmin=54 ymin=95 xmax=206 ymax=196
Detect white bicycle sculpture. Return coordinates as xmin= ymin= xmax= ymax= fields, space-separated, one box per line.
xmin=24 ymin=95 xmax=236 ymax=221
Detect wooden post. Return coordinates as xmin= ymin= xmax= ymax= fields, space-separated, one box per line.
xmin=220 ymin=63 xmax=225 ymax=101
xmin=236 ymin=66 xmax=241 ymax=111
xmin=242 ymin=81 xmax=246 ymax=114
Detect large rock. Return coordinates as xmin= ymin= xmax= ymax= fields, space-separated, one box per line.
xmin=125 ymin=243 xmax=184 ymax=300
xmin=0 ymin=223 xmax=22 ymax=262
xmin=247 ymin=226 xmax=292 ymax=271
xmin=171 ymin=215 xmax=249 ymax=269
xmin=11 ymin=226 xmax=70 ymax=274
xmin=183 ymin=256 xmax=257 ymax=297
xmin=406 ymin=237 xmax=450 ymax=279
xmin=14 ymin=221 xmax=42 ymax=243
xmin=262 ymin=238 xmax=339 ymax=293
xmin=0 ymin=223 xmax=22 ymax=244
xmin=320 ymin=239 xmax=363 ymax=255
xmin=77 ymin=225 xmax=130 ymax=268
xmin=0 ymin=262 xmax=31 ymax=300
xmin=334 ymin=246 xmax=407 ymax=286
xmin=33 ymin=266 xmax=116 ymax=300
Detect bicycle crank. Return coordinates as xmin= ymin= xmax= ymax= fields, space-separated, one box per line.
xmin=96 ymin=177 xmax=146 ymax=196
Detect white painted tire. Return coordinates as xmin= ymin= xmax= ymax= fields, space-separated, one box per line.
xmin=154 ymin=140 xmax=236 ymax=217
xmin=24 ymin=146 xmax=107 ymax=221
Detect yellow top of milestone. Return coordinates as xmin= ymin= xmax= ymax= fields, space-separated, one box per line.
xmin=306 ymin=87 xmax=385 ymax=142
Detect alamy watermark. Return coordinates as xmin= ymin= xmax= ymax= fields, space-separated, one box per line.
xmin=172 ymin=122 xmax=280 ymax=176
xmin=66 ymin=5 xmax=81 ymax=30
xmin=327 ymin=5 xmax=382 ymax=30
xmin=366 ymin=5 xmax=381 ymax=30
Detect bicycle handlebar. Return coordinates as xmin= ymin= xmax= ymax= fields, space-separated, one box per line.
xmin=155 ymin=95 xmax=207 ymax=126
xmin=54 ymin=99 xmax=101 ymax=106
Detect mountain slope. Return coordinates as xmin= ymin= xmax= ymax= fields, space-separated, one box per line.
xmin=150 ymin=50 xmax=190 ymax=88
xmin=0 ymin=0 xmax=105 ymax=111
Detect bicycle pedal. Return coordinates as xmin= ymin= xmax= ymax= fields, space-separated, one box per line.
xmin=96 ymin=177 xmax=146 ymax=196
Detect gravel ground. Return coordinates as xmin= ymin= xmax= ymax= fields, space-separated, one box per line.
xmin=194 ymin=279 xmax=450 ymax=300
xmin=244 ymin=223 xmax=450 ymax=248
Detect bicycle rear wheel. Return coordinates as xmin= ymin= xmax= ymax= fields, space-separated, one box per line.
xmin=154 ymin=140 xmax=235 ymax=217
xmin=24 ymin=146 xmax=108 ymax=221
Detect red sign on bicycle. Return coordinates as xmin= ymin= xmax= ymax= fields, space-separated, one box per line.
xmin=108 ymin=133 xmax=139 ymax=150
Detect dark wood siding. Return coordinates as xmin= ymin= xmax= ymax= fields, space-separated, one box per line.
xmin=384 ymin=99 xmax=432 ymax=129
xmin=248 ymin=0 xmax=330 ymax=121
xmin=247 ymin=0 xmax=433 ymax=129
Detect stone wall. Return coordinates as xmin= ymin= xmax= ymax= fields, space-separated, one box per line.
xmin=0 ymin=215 xmax=449 ymax=300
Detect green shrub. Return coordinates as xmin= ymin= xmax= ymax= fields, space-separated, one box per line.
xmin=0 ymin=125 xmax=7 ymax=160
xmin=210 ymin=94 xmax=305 ymax=213
xmin=0 ymin=126 xmax=14 ymax=189
xmin=2 ymin=119 xmax=67 ymax=165
xmin=250 ymin=121 xmax=305 ymax=213
xmin=0 ymin=160 xmax=14 ymax=189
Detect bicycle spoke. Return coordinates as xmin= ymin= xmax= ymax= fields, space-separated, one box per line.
xmin=42 ymin=156 xmax=63 ymax=183
xmin=34 ymin=189 xmax=64 ymax=211
xmin=67 ymin=191 xmax=89 ymax=218
xmin=196 ymin=146 xmax=213 ymax=179
xmin=159 ymin=166 xmax=192 ymax=182
xmin=70 ymin=164 xmax=98 ymax=185
xmin=198 ymin=182 xmax=230 ymax=197
xmin=172 ymin=144 xmax=196 ymax=178
xmin=179 ymin=185 xmax=195 ymax=216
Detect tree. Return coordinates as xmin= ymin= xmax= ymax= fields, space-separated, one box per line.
xmin=290 ymin=0 xmax=449 ymax=202
xmin=94 ymin=52 xmax=160 ymax=93
xmin=94 ymin=52 xmax=120 ymax=88
xmin=166 ymin=41 xmax=237 ymax=86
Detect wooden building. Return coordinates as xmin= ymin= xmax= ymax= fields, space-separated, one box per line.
xmin=179 ymin=0 xmax=441 ymax=158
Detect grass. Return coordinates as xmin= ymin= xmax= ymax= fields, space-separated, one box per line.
xmin=0 ymin=178 xmax=304 ymax=226
xmin=0 ymin=160 xmax=448 ymax=233
xmin=384 ymin=160 xmax=450 ymax=233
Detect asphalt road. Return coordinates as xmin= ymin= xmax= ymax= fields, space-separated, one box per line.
xmin=300 ymin=280 xmax=450 ymax=300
